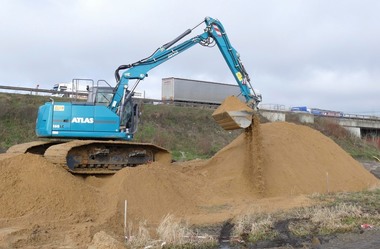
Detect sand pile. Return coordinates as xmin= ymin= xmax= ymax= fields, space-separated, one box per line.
xmin=0 ymin=154 xmax=101 ymax=221
xmin=101 ymin=162 xmax=203 ymax=225
xmin=260 ymin=122 xmax=379 ymax=196
xmin=197 ymin=122 xmax=379 ymax=198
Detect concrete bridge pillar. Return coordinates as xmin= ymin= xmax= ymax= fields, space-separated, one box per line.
xmin=260 ymin=110 xmax=286 ymax=122
xmin=343 ymin=127 xmax=361 ymax=137
xmin=297 ymin=113 xmax=314 ymax=123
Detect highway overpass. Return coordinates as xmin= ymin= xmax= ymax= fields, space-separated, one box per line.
xmin=260 ymin=109 xmax=380 ymax=142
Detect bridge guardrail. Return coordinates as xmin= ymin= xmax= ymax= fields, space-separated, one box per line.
xmin=0 ymin=85 xmax=88 ymax=96
xmin=1 ymin=84 xmax=379 ymax=120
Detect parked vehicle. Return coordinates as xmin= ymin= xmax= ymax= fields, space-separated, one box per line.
xmin=52 ymin=81 xmax=89 ymax=99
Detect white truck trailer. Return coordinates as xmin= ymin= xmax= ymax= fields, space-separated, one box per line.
xmin=52 ymin=79 xmax=90 ymax=99
xmin=162 ymin=77 xmax=256 ymax=105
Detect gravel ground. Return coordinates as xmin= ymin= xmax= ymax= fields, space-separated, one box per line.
xmin=321 ymin=229 xmax=380 ymax=249
xmin=361 ymin=160 xmax=380 ymax=179
xmin=221 ymin=229 xmax=380 ymax=248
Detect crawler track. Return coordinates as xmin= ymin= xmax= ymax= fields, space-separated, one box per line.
xmin=7 ymin=140 xmax=171 ymax=174
xmin=6 ymin=141 xmax=64 ymax=155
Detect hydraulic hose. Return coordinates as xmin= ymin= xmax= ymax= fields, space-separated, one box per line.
xmin=115 ymin=64 xmax=131 ymax=82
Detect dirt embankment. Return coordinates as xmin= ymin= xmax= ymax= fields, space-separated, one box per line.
xmin=0 ymin=121 xmax=378 ymax=248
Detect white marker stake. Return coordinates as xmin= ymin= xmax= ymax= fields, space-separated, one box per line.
xmin=326 ymin=172 xmax=330 ymax=193
xmin=124 ymin=200 xmax=128 ymax=239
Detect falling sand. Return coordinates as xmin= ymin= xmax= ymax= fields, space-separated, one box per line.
xmin=244 ymin=114 xmax=265 ymax=194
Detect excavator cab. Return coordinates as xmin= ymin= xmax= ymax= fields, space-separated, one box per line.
xmin=87 ymin=86 xmax=114 ymax=105
xmin=212 ymin=96 xmax=255 ymax=130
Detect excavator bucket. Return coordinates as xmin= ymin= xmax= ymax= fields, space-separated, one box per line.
xmin=212 ymin=96 xmax=254 ymax=130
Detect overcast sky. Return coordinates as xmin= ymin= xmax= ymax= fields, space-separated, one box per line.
xmin=1 ymin=0 xmax=379 ymax=114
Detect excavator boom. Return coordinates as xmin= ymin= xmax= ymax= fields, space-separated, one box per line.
xmin=112 ymin=16 xmax=261 ymax=130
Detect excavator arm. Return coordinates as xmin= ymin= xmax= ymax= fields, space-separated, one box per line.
xmin=109 ymin=17 xmax=261 ymax=130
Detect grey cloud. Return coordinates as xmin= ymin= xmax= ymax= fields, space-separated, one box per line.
xmin=0 ymin=0 xmax=379 ymax=114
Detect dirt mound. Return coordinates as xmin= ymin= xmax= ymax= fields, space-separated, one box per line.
xmin=261 ymin=122 xmax=378 ymax=196
xmin=101 ymin=162 xmax=203 ymax=226
xmin=88 ymin=231 xmax=125 ymax=249
xmin=196 ymin=122 xmax=378 ymax=198
xmin=0 ymin=153 xmax=100 ymax=221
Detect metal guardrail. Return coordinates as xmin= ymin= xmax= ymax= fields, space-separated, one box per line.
xmin=341 ymin=113 xmax=380 ymax=121
xmin=1 ymin=84 xmax=379 ymax=120
xmin=0 ymin=85 xmax=88 ymax=96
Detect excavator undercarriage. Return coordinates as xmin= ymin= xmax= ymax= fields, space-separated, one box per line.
xmin=7 ymin=140 xmax=171 ymax=174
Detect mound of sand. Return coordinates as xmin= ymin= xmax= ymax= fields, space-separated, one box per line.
xmin=101 ymin=162 xmax=203 ymax=225
xmin=260 ymin=122 xmax=379 ymax=196
xmin=197 ymin=122 xmax=379 ymax=198
xmin=0 ymin=154 xmax=100 ymax=221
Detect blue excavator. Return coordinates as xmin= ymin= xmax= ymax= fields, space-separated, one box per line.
xmin=8 ymin=17 xmax=261 ymax=174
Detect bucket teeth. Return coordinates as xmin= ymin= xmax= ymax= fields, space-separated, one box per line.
xmin=212 ymin=96 xmax=254 ymax=130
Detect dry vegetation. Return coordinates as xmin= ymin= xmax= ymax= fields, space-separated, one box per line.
xmin=313 ymin=117 xmax=380 ymax=160
xmin=230 ymin=188 xmax=380 ymax=247
xmin=126 ymin=215 xmax=216 ymax=249
xmin=113 ymin=189 xmax=380 ymax=248
xmin=134 ymin=103 xmax=241 ymax=160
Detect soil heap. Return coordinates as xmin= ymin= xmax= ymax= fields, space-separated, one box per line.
xmin=101 ymin=162 xmax=204 ymax=227
xmin=196 ymin=122 xmax=378 ymax=199
xmin=0 ymin=154 xmax=101 ymax=222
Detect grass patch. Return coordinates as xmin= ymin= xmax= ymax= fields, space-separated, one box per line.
xmin=232 ymin=189 xmax=380 ymax=244
xmin=233 ymin=213 xmax=278 ymax=243
xmin=312 ymin=188 xmax=380 ymax=215
xmin=0 ymin=93 xmax=57 ymax=150
xmin=134 ymin=104 xmax=241 ymax=161
xmin=292 ymin=203 xmax=365 ymax=235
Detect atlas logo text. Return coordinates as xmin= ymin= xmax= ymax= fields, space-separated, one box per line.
xmin=71 ymin=117 xmax=94 ymax=124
